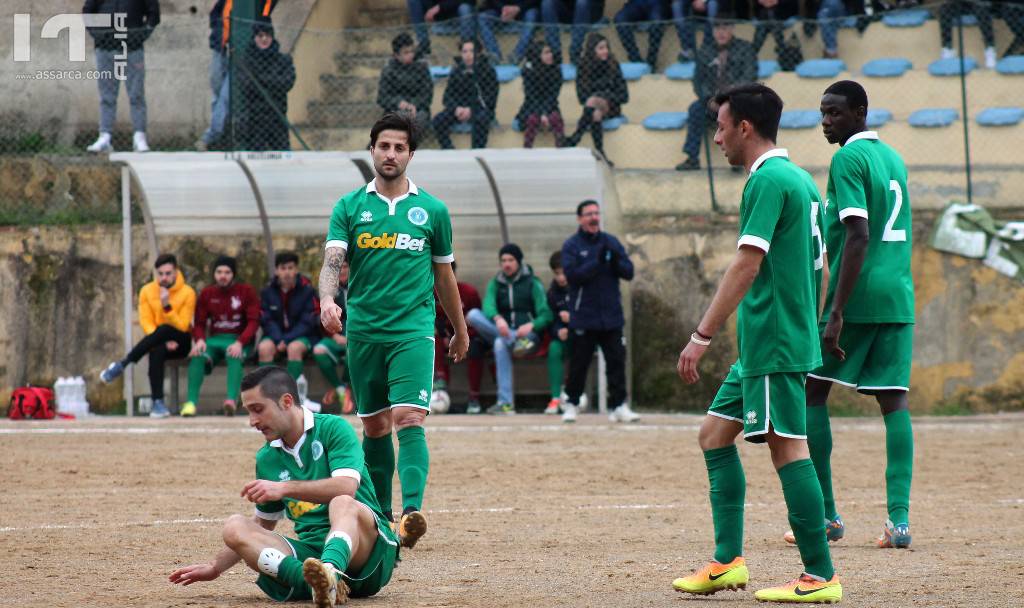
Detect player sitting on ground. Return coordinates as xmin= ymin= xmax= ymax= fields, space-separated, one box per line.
xmin=169 ymin=366 xmax=400 ymax=606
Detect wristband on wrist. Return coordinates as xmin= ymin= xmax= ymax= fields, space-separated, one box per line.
xmin=690 ymin=332 xmax=711 ymax=347
xmin=694 ymin=329 xmax=712 ymax=341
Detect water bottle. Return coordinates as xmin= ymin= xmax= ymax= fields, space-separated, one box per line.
xmin=54 ymin=377 xmax=68 ymax=412
xmin=296 ymin=374 xmax=309 ymax=403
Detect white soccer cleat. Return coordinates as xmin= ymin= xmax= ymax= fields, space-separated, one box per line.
xmin=561 ymin=402 xmax=577 ymax=423
xmin=940 ymin=47 xmax=956 ymax=60
xmin=984 ymin=46 xmax=997 ymax=69
xmin=609 ymin=402 xmax=641 ymax=423
xmin=132 ymin=131 xmax=150 ymax=152
xmin=86 ymin=132 xmax=113 ymax=153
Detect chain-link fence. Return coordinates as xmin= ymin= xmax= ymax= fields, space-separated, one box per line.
xmin=2 ymin=1 xmax=1023 ymax=221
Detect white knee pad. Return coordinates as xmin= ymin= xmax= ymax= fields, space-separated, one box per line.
xmin=257 ymin=548 xmax=287 ymax=577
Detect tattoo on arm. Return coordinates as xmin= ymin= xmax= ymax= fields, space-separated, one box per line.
xmin=320 ymin=248 xmax=344 ymax=299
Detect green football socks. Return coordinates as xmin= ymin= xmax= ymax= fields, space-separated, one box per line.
xmin=225 ymin=356 xmax=244 ymax=401
xmin=778 ymin=459 xmax=835 ymax=580
xmin=314 ymin=351 xmax=342 ymax=388
xmin=704 ymin=445 xmax=746 ymax=564
xmin=363 ymin=434 xmax=396 ymax=518
xmin=806 ymin=404 xmax=838 ymax=520
xmin=277 ymin=555 xmax=307 ymax=589
xmin=186 ymin=356 xmax=206 ymax=403
xmin=321 ymin=533 xmax=353 ymax=573
xmin=547 ymin=339 xmax=565 ymax=399
xmin=286 ymin=359 xmax=304 ymax=381
xmin=397 ymin=426 xmax=430 ymax=512
xmin=884 ymin=409 xmax=914 ymax=526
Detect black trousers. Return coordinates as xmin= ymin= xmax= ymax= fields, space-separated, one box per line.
xmin=564 ymin=327 xmax=627 ymax=408
xmin=126 ymin=324 xmax=191 ymax=399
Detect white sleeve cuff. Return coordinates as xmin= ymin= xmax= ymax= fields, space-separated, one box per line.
xmin=432 ymin=253 xmax=455 ymax=263
xmin=838 ymin=207 xmax=869 ymax=221
xmin=332 ymin=468 xmax=361 ymax=482
xmin=737 ymin=235 xmax=771 ymax=253
xmin=255 ymin=509 xmax=285 ymax=521
xmin=326 ymin=240 xmax=348 ymax=250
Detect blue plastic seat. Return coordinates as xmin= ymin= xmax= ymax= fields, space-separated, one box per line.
xmin=561 ymin=63 xmax=577 ymax=81
xmin=758 ymin=60 xmax=780 ymax=79
xmin=779 ymin=110 xmax=821 ymax=129
xmin=956 ymin=14 xmax=978 ymax=26
xmin=908 ymin=108 xmax=958 ymax=127
xmin=429 ymin=65 xmax=451 ymax=80
xmin=620 ymin=62 xmax=652 ymax=81
xmin=883 ymin=9 xmax=930 ymax=28
xmin=862 ymin=57 xmax=912 ymax=77
xmin=996 ymin=55 xmax=1024 ymax=75
xmin=642 ymin=111 xmax=689 ymax=130
xmin=976 ymin=107 xmax=1024 ymax=126
xmin=866 ymin=109 xmax=893 ymax=128
xmin=795 ymin=58 xmax=846 ymax=78
xmin=664 ymin=62 xmax=696 ymax=80
xmin=928 ymin=57 xmax=978 ymax=76
xmin=602 ymin=115 xmax=628 ymax=131
xmin=495 ymin=64 xmax=521 ymax=83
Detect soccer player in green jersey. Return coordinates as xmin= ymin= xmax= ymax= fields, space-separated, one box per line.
xmin=672 ymin=83 xmax=842 ymax=604
xmin=786 ymin=80 xmax=915 ymax=550
xmin=319 ymin=112 xmax=469 ymax=550
xmin=169 ymin=366 xmax=400 ymax=606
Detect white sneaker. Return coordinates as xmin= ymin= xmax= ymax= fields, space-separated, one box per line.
xmin=132 ymin=131 xmax=150 ymax=152
xmin=561 ymin=402 xmax=577 ymax=423
xmin=940 ymin=47 xmax=956 ymax=60
xmin=609 ymin=402 xmax=641 ymax=423
xmin=303 ymin=398 xmax=322 ymax=413
xmin=984 ymin=46 xmax=997 ymax=69
xmin=577 ymin=393 xmax=589 ymax=412
xmin=86 ymin=132 xmax=113 ymax=153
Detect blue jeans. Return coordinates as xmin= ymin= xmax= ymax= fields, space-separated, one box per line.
xmin=672 ymin=0 xmax=717 ymax=58
xmin=408 ymin=0 xmax=475 ymax=56
xmin=202 ymin=49 xmax=230 ymax=144
xmin=95 ymin=47 xmax=146 ymax=133
xmin=466 ymin=309 xmax=539 ymax=405
xmin=541 ymin=0 xmax=592 ymax=64
xmin=683 ymin=96 xmax=710 ymax=159
xmin=614 ymin=0 xmax=666 ymax=65
xmin=479 ymin=7 xmax=540 ymax=62
xmin=817 ymin=0 xmax=846 ymax=54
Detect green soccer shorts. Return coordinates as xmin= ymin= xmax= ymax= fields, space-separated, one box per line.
xmin=808 ymin=323 xmax=913 ymax=393
xmin=199 ymin=333 xmax=254 ymax=372
xmin=347 ymin=336 xmax=435 ymax=417
xmin=315 ymin=337 xmax=347 ymax=363
xmin=708 ymin=363 xmax=808 ymax=444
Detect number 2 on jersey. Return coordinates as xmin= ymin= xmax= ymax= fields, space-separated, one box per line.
xmin=883 ymin=180 xmax=907 ymax=242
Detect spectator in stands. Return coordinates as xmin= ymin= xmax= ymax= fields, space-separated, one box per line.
xmin=466 ymin=243 xmax=553 ymax=415
xmin=433 ymin=39 xmax=499 ymax=149
xmin=749 ymin=0 xmax=799 ymax=59
xmin=817 ymin=0 xmax=846 ymax=59
xmin=614 ymin=0 xmax=669 ymax=71
xmin=675 ymin=16 xmax=755 ymax=171
xmin=544 ymin=251 xmax=572 ymax=415
xmin=1004 ymin=0 xmax=1024 ymax=58
xmin=672 ymin=0 xmax=719 ymax=61
xmin=313 ymin=259 xmax=353 ymax=413
xmin=237 ymin=19 xmax=296 ymax=151
xmin=939 ymin=0 xmax=997 ymax=68
xmin=257 ymin=252 xmax=320 ymax=390
xmin=432 ymin=262 xmax=488 ymax=414
xmin=99 ymin=254 xmax=195 ymax=418
xmin=517 ymin=41 xmax=566 ymax=147
xmin=407 ymin=0 xmax=477 ymax=59
xmin=378 ymin=33 xmax=434 ymax=134
xmin=479 ymin=0 xmax=542 ymax=63
xmin=565 ymin=33 xmax=629 ymax=165
xmin=84 ymin=0 xmax=160 ymax=153
xmin=181 ymin=255 xmax=260 ymax=417
xmin=560 ymin=200 xmax=638 ymax=423
xmin=541 ymin=0 xmax=600 ymax=64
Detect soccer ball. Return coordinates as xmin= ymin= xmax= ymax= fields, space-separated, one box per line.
xmin=429 ymin=389 xmax=451 ymax=414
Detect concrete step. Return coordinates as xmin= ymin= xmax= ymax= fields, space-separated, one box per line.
xmin=333 ymin=52 xmax=389 ymax=76
xmin=320 ymin=74 xmax=379 ymax=104
xmin=352 ymin=6 xmax=408 ymax=29
xmin=305 ymin=100 xmax=381 ymax=128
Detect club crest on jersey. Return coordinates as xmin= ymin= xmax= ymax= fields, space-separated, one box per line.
xmin=278 ymin=470 xmax=291 ymax=481
xmin=745 ymin=411 xmax=758 ymax=425
xmin=407 ymin=206 xmax=428 ymax=226
xmin=311 ymin=440 xmax=324 ymax=461
xmin=418 ymin=389 xmax=428 ymax=402
xmin=360 ymin=210 xmax=373 ymax=223
xmin=356 ymin=232 xmax=426 ymax=252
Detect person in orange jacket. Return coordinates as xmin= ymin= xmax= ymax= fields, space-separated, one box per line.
xmin=100 ymin=253 xmax=196 ymax=418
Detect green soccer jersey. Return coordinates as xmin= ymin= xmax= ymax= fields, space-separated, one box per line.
xmin=254 ymin=409 xmax=384 ymax=542
xmin=822 ymin=131 xmax=915 ymax=323
xmin=735 ymin=149 xmax=824 ymax=378
xmin=326 ymin=179 xmax=454 ymax=343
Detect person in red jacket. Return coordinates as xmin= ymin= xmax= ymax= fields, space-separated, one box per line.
xmin=432 ymin=261 xmax=488 ymax=414
xmin=180 ymin=255 xmax=260 ymax=416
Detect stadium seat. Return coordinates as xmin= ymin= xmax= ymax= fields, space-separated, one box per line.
xmin=862 ymin=57 xmax=912 ymax=77
xmin=976 ymin=107 xmax=1024 ymax=126
xmin=642 ymin=111 xmax=689 ymax=130
xmin=779 ymin=110 xmax=822 ymax=129
xmin=908 ymin=108 xmax=958 ymax=127
xmin=430 ymin=65 xmax=451 ymax=80
xmin=495 ymin=64 xmax=522 ymax=83
xmin=561 ymin=63 xmax=577 ymax=81
xmin=620 ymin=62 xmax=652 ymax=81
xmin=796 ymin=58 xmax=846 ymax=78
xmin=882 ymin=9 xmax=930 ymax=28
xmin=956 ymin=14 xmax=978 ymax=26
xmin=602 ymin=115 xmax=629 ymax=131
xmin=996 ymin=55 xmax=1024 ymax=75
xmin=929 ymin=57 xmax=978 ymax=76
xmin=759 ymin=60 xmax=781 ymax=79
xmin=866 ymin=108 xmax=894 ymax=128
xmin=664 ymin=62 xmax=696 ymax=80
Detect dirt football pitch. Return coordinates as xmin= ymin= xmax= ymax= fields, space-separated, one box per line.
xmin=3 ymin=412 xmax=1023 ymax=607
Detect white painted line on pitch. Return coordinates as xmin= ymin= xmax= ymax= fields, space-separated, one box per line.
xmin=0 ymin=517 xmax=221 ymax=533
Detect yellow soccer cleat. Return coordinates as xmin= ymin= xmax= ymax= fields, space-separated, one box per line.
xmin=754 ymin=573 xmax=842 ymax=604
xmin=398 ymin=510 xmax=427 ymax=549
xmin=672 ymin=557 xmax=749 ymax=595
xmin=179 ymin=401 xmax=197 ymax=417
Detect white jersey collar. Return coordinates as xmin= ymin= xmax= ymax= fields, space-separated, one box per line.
xmin=845 ymin=131 xmax=879 ymax=145
xmin=749 ymin=148 xmax=789 ymax=174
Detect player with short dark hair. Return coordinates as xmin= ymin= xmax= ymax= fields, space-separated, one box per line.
xmin=672 ymin=82 xmax=842 ymax=604
xmin=169 ymin=366 xmax=400 ymax=605
xmin=319 ymin=113 xmax=469 ymax=550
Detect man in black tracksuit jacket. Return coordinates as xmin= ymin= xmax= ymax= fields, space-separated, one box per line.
xmin=559 ymin=199 xmax=639 ymax=423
